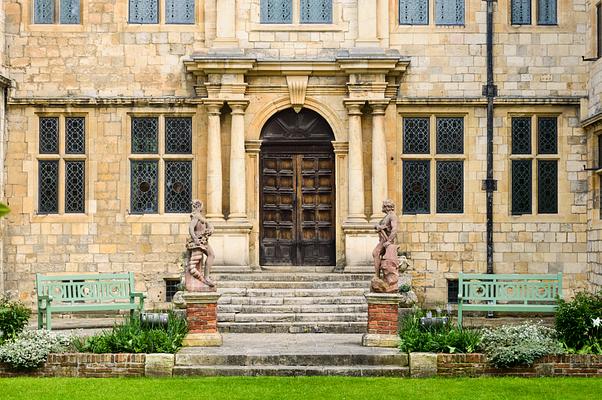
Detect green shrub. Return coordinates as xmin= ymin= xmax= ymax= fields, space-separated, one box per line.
xmin=0 ymin=297 xmax=31 ymax=344
xmin=75 ymin=312 xmax=187 ymax=354
xmin=399 ymin=309 xmax=482 ymax=353
xmin=0 ymin=330 xmax=73 ymax=370
xmin=480 ymin=322 xmax=563 ymax=368
xmin=555 ymin=291 xmax=602 ymax=353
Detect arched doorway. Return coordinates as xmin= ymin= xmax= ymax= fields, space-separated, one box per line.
xmin=260 ymin=108 xmax=336 ymax=266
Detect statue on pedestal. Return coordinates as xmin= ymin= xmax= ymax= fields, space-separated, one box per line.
xmin=186 ymin=200 xmax=216 ymax=291
xmin=371 ymin=199 xmax=400 ymax=293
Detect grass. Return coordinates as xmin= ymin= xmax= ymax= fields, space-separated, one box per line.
xmin=0 ymin=377 xmax=601 ymax=400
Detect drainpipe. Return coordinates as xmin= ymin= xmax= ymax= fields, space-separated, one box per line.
xmin=483 ymin=0 xmax=497 ymax=275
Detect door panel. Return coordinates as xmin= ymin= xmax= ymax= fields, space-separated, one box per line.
xmin=260 ymin=152 xmax=335 ymax=266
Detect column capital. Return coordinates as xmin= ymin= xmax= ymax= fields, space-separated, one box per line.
xmin=245 ymin=140 xmax=262 ymax=154
xmin=228 ymin=100 xmax=249 ymax=114
xmin=204 ymin=100 xmax=224 ymax=115
xmin=369 ymin=100 xmax=390 ymax=114
xmin=344 ymin=100 xmax=365 ymax=115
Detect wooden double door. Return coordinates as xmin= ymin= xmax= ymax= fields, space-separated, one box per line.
xmin=260 ymin=149 xmax=335 ymax=266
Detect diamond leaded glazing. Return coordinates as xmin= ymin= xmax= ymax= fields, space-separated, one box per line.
xmin=403 ymin=160 xmax=430 ymax=214
xmin=537 ymin=117 xmax=557 ymax=154
xmin=65 ymin=161 xmax=85 ymax=213
xmin=511 ymin=160 xmax=532 ymax=215
xmin=403 ymin=117 xmax=430 ymax=154
xmin=511 ymin=117 xmax=531 ymax=155
xmin=261 ymin=0 xmax=293 ymax=23
xmin=165 ymin=117 xmax=192 ymax=154
xmin=132 ymin=117 xmax=158 ymax=154
xmin=399 ymin=0 xmax=428 ymax=24
xmin=435 ymin=0 xmax=464 ymax=25
xmin=39 ymin=117 xmax=59 ymax=154
xmin=39 ymin=160 xmax=59 ymax=214
xmin=537 ymin=0 xmax=557 ymax=25
xmin=511 ymin=0 xmax=531 ymax=24
xmin=300 ymin=0 xmax=332 ymax=24
xmin=165 ymin=161 xmax=192 ymax=213
xmin=436 ymin=117 xmax=463 ymax=154
xmin=131 ymin=161 xmax=158 ymax=214
xmin=436 ymin=161 xmax=463 ymax=213
xmin=66 ymin=117 xmax=85 ymax=154
xmin=538 ymin=160 xmax=558 ymax=214
xmin=60 ymin=0 xmax=80 ymax=24
xmin=34 ymin=0 xmax=54 ymax=24
xmin=129 ymin=0 xmax=159 ymax=23
xmin=165 ymin=0 xmax=195 ymax=24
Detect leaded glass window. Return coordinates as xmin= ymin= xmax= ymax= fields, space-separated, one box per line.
xmin=399 ymin=0 xmax=429 ymax=25
xmin=165 ymin=161 xmax=192 ymax=213
xmin=403 ymin=160 xmax=430 ymax=214
xmin=39 ymin=117 xmax=59 ymax=154
xmin=165 ymin=117 xmax=192 ymax=154
xmin=131 ymin=161 xmax=159 ymax=214
xmin=132 ymin=117 xmax=159 ymax=154
xmin=538 ymin=160 xmax=557 ymax=214
xmin=436 ymin=117 xmax=463 ymax=154
xmin=166 ymin=0 xmax=195 ymax=24
xmin=537 ymin=0 xmax=556 ymax=25
xmin=60 ymin=0 xmax=80 ymax=24
xmin=129 ymin=0 xmax=159 ymax=24
xmin=34 ymin=0 xmax=54 ymax=24
xmin=511 ymin=117 xmax=531 ymax=155
xmin=436 ymin=161 xmax=463 ymax=213
xmin=435 ymin=0 xmax=464 ymax=26
xmin=511 ymin=0 xmax=531 ymax=25
xmin=537 ymin=117 xmax=557 ymax=154
xmin=65 ymin=161 xmax=85 ymax=213
xmin=34 ymin=0 xmax=81 ymax=24
xmin=66 ymin=117 xmax=85 ymax=154
xmin=511 ymin=160 xmax=532 ymax=215
xmin=300 ymin=0 xmax=332 ymax=24
xmin=261 ymin=0 xmax=293 ymax=24
xmin=403 ymin=117 xmax=430 ymax=154
xmin=39 ymin=161 xmax=59 ymax=214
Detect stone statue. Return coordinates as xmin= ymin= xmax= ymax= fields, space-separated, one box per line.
xmin=371 ymin=199 xmax=400 ymax=293
xmin=186 ymin=200 xmax=216 ymax=291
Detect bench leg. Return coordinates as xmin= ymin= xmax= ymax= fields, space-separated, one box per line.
xmin=46 ymin=308 xmax=52 ymax=330
xmin=457 ymin=304 xmax=463 ymax=328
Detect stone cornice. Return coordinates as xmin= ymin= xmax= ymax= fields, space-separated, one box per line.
xmin=581 ymin=112 xmax=602 ymax=130
xmin=396 ymin=96 xmax=584 ymax=106
xmin=8 ymin=96 xmax=203 ymax=106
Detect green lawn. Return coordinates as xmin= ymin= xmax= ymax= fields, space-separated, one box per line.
xmin=1 ymin=377 xmax=601 ymax=400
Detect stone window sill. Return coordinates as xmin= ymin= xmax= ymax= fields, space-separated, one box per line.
xmin=250 ymin=23 xmax=342 ymax=32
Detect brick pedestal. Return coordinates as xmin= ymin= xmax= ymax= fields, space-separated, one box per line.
xmin=182 ymin=292 xmax=222 ymax=347
xmin=362 ymin=292 xmax=401 ymax=348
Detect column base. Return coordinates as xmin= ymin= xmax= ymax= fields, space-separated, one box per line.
xmin=183 ymin=332 xmax=223 ymax=347
xmin=361 ymin=333 xmax=400 ymax=348
xmin=208 ymin=221 xmax=252 ymax=269
xmin=342 ymin=222 xmax=377 ymax=272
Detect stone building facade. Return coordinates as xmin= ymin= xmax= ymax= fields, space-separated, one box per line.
xmin=0 ymin=0 xmax=601 ymax=307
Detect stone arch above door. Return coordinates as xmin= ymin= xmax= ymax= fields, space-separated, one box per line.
xmin=260 ymin=108 xmax=335 ymax=143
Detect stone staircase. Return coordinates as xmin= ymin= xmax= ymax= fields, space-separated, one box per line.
xmin=214 ymin=268 xmax=373 ymax=334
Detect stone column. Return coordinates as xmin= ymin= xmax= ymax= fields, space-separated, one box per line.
xmin=228 ymin=101 xmax=248 ymax=221
xmin=182 ymin=292 xmax=222 ymax=347
xmin=370 ymin=101 xmax=388 ymax=221
xmin=362 ymin=292 xmax=402 ymax=347
xmin=205 ymin=100 xmax=224 ymax=220
xmin=214 ymin=0 xmax=238 ymax=48
xmin=345 ymin=101 xmax=366 ymax=222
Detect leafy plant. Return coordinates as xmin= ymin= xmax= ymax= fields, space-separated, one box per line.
xmin=74 ymin=312 xmax=187 ymax=354
xmin=398 ymin=308 xmax=482 ymax=353
xmin=0 ymin=297 xmax=31 ymax=344
xmin=480 ymin=322 xmax=563 ymax=368
xmin=555 ymin=291 xmax=602 ymax=353
xmin=0 ymin=202 xmax=10 ymax=218
xmin=0 ymin=330 xmax=73 ymax=369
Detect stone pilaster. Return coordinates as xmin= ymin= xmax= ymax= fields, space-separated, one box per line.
xmin=370 ymin=100 xmax=389 ymax=221
xmin=228 ymin=100 xmax=248 ymax=221
xmin=182 ymin=292 xmax=222 ymax=347
xmin=213 ymin=0 xmax=238 ymax=49
xmin=362 ymin=292 xmax=401 ymax=348
xmin=344 ymin=100 xmax=366 ymax=223
xmin=356 ymin=0 xmax=379 ymax=47
xmin=205 ymin=100 xmax=224 ymax=220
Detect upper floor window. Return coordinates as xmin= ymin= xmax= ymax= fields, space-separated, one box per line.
xmin=399 ymin=0 xmax=464 ymax=26
xmin=129 ymin=0 xmax=196 ymax=24
xmin=261 ymin=0 xmax=332 ymax=24
xmin=511 ymin=0 xmax=557 ymax=25
xmin=34 ymin=0 xmax=80 ymax=24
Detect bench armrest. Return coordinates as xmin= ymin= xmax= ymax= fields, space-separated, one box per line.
xmin=37 ymin=295 xmax=54 ymax=308
xmin=130 ymin=292 xmax=146 ymax=299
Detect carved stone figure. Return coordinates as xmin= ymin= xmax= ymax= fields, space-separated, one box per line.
xmin=371 ymin=199 xmax=400 ymax=293
xmin=186 ymin=200 xmax=216 ymax=291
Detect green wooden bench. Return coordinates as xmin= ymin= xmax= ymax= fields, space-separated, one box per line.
xmin=36 ymin=272 xmax=145 ymax=330
xmin=457 ymin=272 xmax=562 ymax=327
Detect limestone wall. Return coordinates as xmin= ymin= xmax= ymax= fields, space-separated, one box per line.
xmin=588 ymin=60 xmax=602 ymax=118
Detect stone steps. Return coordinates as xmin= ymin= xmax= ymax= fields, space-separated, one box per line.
xmin=218 ymin=312 xmax=368 ymax=323
xmin=172 ymin=365 xmax=409 ymax=377
xmin=218 ymin=287 xmax=369 ymax=297
xmin=214 ymin=273 xmax=373 ymax=282
xmin=218 ymin=280 xmax=369 ymax=289
xmin=219 ymin=304 xmax=367 ymax=314
xmin=218 ymin=321 xmax=368 ymax=333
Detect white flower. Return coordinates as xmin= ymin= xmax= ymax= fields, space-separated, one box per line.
xmin=593 ymin=317 xmax=601 ymax=328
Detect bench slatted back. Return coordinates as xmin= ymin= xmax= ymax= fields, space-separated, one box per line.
xmin=36 ymin=273 xmax=135 ymax=304
xmin=459 ymin=273 xmax=562 ymax=304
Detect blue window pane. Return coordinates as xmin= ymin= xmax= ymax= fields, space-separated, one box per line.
xmin=60 ymin=0 xmax=80 ymax=24
xmin=399 ymin=0 xmax=428 ymax=25
xmin=129 ymin=0 xmax=159 ymax=24
xmin=537 ymin=0 xmax=557 ymax=25
xmin=435 ymin=0 xmax=464 ymax=25
xmin=34 ymin=0 xmax=54 ymax=24
xmin=511 ymin=0 xmax=531 ymax=25
xmin=260 ymin=0 xmax=293 ymax=24
xmin=300 ymin=0 xmax=332 ymax=24
xmin=166 ymin=0 xmax=195 ymax=24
